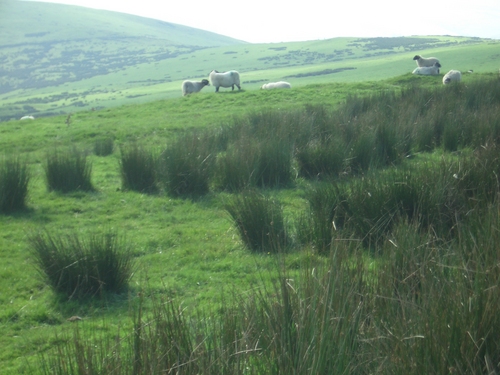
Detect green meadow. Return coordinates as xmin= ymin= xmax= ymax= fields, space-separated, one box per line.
xmin=2 ymin=2 xmax=500 ymax=373
xmin=1 ymin=0 xmax=499 ymax=120
xmin=2 ymin=67 xmax=500 ymax=373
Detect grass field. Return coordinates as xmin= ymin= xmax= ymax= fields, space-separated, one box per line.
xmin=2 ymin=68 xmax=500 ymax=373
xmin=1 ymin=1 xmax=499 ymax=120
xmin=2 ymin=3 xmax=500 ymax=373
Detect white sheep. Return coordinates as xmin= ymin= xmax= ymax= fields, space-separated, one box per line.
xmin=412 ymin=62 xmax=441 ymax=76
xmin=442 ymin=70 xmax=462 ymax=84
xmin=209 ymin=70 xmax=241 ymax=92
xmin=261 ymin=81 xmax=292 ymax=90
xmin=413 ymin=55 xmax=441 ymax=68
xmin=20 ymin=115 xmax=35 ymax=120
xmin=181 ymin=79 xmax=209 ymax=96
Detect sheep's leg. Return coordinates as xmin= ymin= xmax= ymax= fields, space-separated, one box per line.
xmin=231 ymin=84 xmax=235 ymax=91
xmin=215 ymin=86 xmax=219 ymax=92
xmin=236 ymin=85 xmax=241 ymax=90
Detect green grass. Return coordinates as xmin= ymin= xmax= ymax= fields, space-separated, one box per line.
xmin=2 ymin=65 xmax=500 ymax=373
xmin=1 ymin=2 xmax=499 ymax=121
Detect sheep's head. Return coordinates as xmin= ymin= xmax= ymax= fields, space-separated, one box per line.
xmin=435 ymin=62 xmax=442 ymax=68
xmin=201 ymin=79 xmax=209 ymax=86
xmin=413 ymin=55 xmax=421 ymax=60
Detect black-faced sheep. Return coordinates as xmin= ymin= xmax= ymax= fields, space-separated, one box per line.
xmin=413 ymin=55 xmax=440 ymax=68
xmin=412 ymin=62 xmax=441 ymax=76
xmin=261 ymin=81 xmax=292 ymax=89
xmin=442 ymin=70 xmax=462 ymax=84
xmin=182 ymin=79 xmax=209 ymax=96
xmin=209 ymin=70 xmax=241 ymax=92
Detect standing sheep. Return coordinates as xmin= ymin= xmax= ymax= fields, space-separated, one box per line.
xmin=413 ymin=55 xmax=441 ymax=68
xmin=412 ymin=62 xmax=441 ymax=76
xmin=182 ymin=79 xmax=209 ymax=96
xmin=442 ymin=70 xmax=462 ymax=84
xmin=209 ymin=70 xmax=241 ymax=92
xmin=261 ymin=81 xmax=292 ymax=90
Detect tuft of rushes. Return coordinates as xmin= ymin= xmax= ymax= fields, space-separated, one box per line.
xmin=29 ymin=230 xmax=135 ymax=299
xmin=0 ymin=155 xmax=30 ymax=213
xmin=44 ymin=147 xmax=94 ymax=193
xmin=224 ymin=190 xmax=289 ymax=253
xmin=93 ymin=137 xmax=114 ymax=156
xmin=158 ymin=131 xmax=214 ymax=197
xmin=119 ymin=143 xmax=158 ymax=193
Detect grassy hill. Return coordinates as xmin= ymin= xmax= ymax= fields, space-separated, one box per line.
xmin=1 ymin=1 xmax=499 ymax=121
xmin=0 ymin=0 xmax=245 ymax=119
xmin=1 ymin=70 xmax=500 ymax=373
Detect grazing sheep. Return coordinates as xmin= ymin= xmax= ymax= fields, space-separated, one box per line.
xmin=413 ymin=55 xmax=441 ymax=68
xmin=209 ymin=70 xmax=241 ymax=92
xmin=20 ymin=115 xmax=35 ymax=120
xmin=182 ymin=79 xmax=209 ymax=96
xmin=442 ymin=70 xmax=462 ymax=84
xmin=412 ymin=62 xmax=441 ymax=76
xmin=261 ymin=81 xmax=292 ymax=90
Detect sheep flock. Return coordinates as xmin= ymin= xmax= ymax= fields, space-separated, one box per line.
xmin=180 ymin=52 xmax=471 ymax=96
xmin=411 ymin=55 xmax=465 ymax=85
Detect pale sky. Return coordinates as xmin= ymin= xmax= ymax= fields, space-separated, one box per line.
xmin=26 ymin=0 xmax=500 ymax=43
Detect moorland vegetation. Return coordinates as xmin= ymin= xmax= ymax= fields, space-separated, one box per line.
xmin=1 ymin=68 xmax=500 ymax=373
xmin=2 ymin=2 xmax=500 ymax=373
xmin=2 ymin=1 xmax=500 ymax=120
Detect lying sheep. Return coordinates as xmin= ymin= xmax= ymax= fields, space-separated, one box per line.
xmin=209 ymin=70 xmax=241 ymax=92
xmin=442 ymin=70 xmax=462 ymax=84
xmin=182 ymin=79 xmax=209 ymax=96
xmin=412 ymin=62 xmax=441 ymax=76
xmin=413 ymin=55 xmax=441 ymax=68
xmin=261 ymin=81 xmax=292 ymax=90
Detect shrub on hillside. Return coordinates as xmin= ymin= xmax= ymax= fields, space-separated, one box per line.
xmin=119 ymin=143 xmax=158 ymax=193
xmin=225 ymin=190 xmax=289 ymax=253
xmin=295 ymin=139 xmax=346 ymax=179
xmin=45 ymin=147 xmax=94 ymax=193
xmin=0 ymin=156 xmax=30 ymax=213
xmin=214 ymin=139 xmax=259 ymax=191
xmin=94 ymin=137 xmax=114 ymax=156
xmin=29 ymin=231 xmax=135 ymax=299
xmin=158 ymin=132 xmax=214 ymax=197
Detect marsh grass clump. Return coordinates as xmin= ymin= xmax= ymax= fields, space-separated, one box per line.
xmin=214 ymin=138 xmax=259 ymax=191
xmin=0 ymin=155 xmax=30 ymax=213
xmin=119 ymin=143 xmax=158 ymax=193
xmin=295 ymin=138 xmax=346 ymax=180
xmin=225 ymin=190 xmax=289 ymax=253
xmin=45 ymin=147 xmax=94 ymax=193
xmin=254 ymin=138 xmax=293 ymax=188
xmin=93 ymin=137 xmax=114 ymax=156
xmin=38 ymin=242 xmax=367 ymax=375
xmin=158 ymin=131 xmax=214 ymax=197
xmin=29 ymin=231 xmax=134 ymax=299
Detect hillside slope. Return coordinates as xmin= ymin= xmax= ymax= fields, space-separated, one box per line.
xmin=0 ymin=0 xmax=245 ymax=94
xmin=1 ymin=1 xmax=499 ymax=122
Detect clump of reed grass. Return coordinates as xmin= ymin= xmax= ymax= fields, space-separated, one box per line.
xmin=119 ymin=143 xmax=158 ymax=193
xmin=45 ymin=147 xmax=94 ymax=193
xmin=0 ymin=155 xmax=30 ymax=213
xmin=37 ymin=241 xmax=367 ymax=375
xmin=214 ymin=138 xmax=258 ymax=191
xmin=29 ymin=230 xmax=135 ymax=299
xmin=295 ymin=138 xmax=346 ymax=180
xmin=158 ymin=131 xmax=214 ymax=197
xmin=224 ymin=190 xmax=289 ymax=253
xmin=93 ymin=137 xmax=114 ymax=156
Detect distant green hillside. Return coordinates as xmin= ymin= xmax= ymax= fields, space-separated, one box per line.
xmin=0 ymin=1 xmax=245 ymax=94
xmin=1 ymin=1 xmax=499 ymax=122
